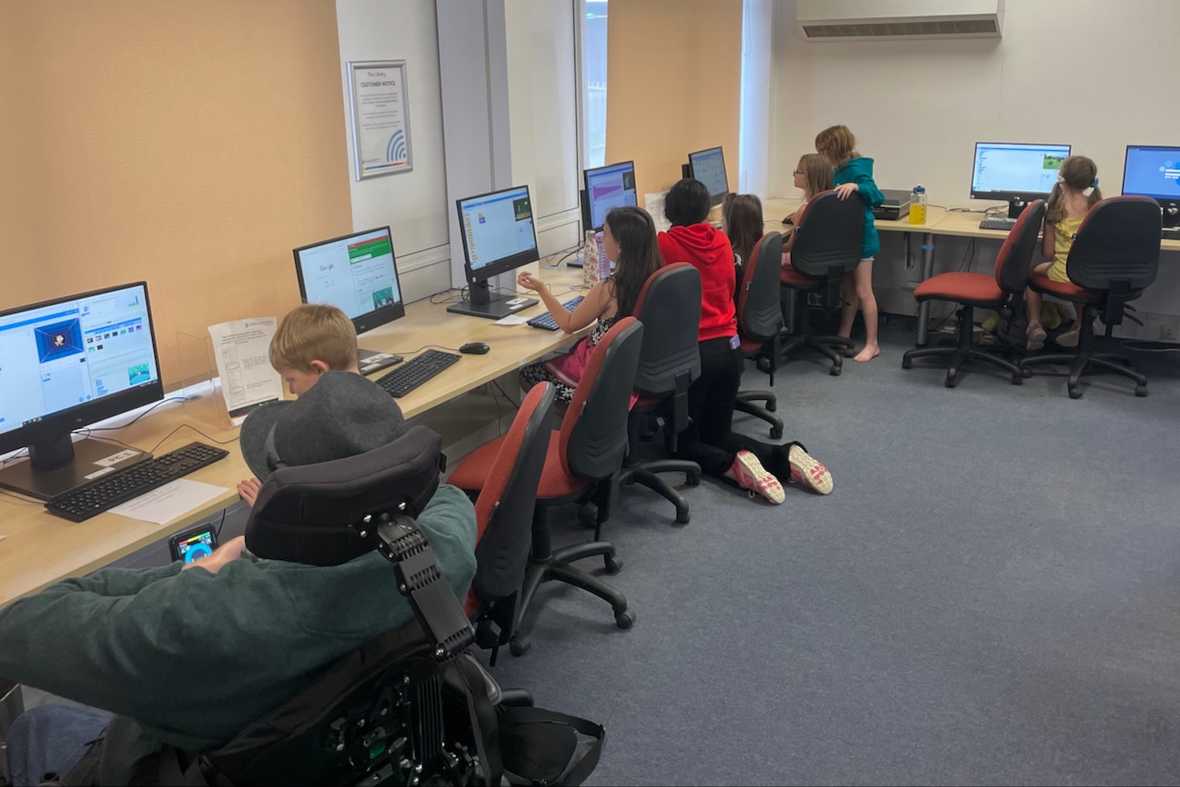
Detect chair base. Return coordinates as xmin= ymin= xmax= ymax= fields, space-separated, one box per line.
xmin=619 ymin=461 xmax=700 ymax=525
xmin=1021 ymin=352 xmax=1147 ymax=399
xmin=735 ymin=392 xmax=783 ymax=438
xmin=508 ymin=540 xmax=632 ymax=657
xmin=782 ymin=333 xmax=855 ymax=376
xmin=901 ymin=304 xmax=1022 ymax=388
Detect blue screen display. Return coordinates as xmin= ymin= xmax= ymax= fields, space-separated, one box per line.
xmin=1123 ymin=146 xmax=1180 ymax=200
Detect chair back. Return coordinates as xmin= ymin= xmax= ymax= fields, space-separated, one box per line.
xmin=736 ymin=232 xmax=785 ymax=341
xmin=631 ymin=263 xmax=701 ymax=396
xmin=789 ymin=190 xmax=864 ymax=278
xmin=558 ymin=317 xmax=645 ymax=481
xmin=245 ymin=426 xmax=443 ymax=566
xmin=1066 ymin=196 xmax=1161 ymax=291
xmin=472 ymin=383 xmax=555 ymax=603
xmin=994 ymin=199 xmax=1045 ymax=294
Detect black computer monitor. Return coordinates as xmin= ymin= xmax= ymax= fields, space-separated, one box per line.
xmin=293 ymin=226 xmax=406 ymax=370
xmin=447 ymin=184 xmax=541 ymax=319
xmin=1122 ymin=145 xmax=1180 ymax=227
xmin=583 ymin=160 xmax=638 ymax=231
xmin=970 ymin=141 xmax=1072 ymax=218
xmin=687 ymin=146 xmax=729 ymax=206
xmin=0 ymin=282 xmax=164 ymax=500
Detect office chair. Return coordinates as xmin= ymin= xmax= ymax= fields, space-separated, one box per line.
xmin=1021 ymin=196 xmax=1161 ymax=399
xmin=449 ymin=318 xmax=644 ymax=656
xmin=618 ymin=263 xmax=702 ymax=525
xmin=465 ymin=382 xmax=556 ymax=665
xmin=779 ymin=191 xmax=864 ymax=376
xmin=734 ymin=232 xmax=785 ymax=439
xmin=902 ymin=200 xmax=1045 ymax=387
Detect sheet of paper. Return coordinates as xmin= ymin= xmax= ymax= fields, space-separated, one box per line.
xmin=208 ymin=318 xmax=283 ymax=416
xmin=109 ymin=479 xmax=229 ymax=525
xmin=645 ymin=191 xmax=671 ymax=233
xmin=494 ymin=314 xmax=529 ymax=326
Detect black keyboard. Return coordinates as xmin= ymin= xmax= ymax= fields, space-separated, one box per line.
xmin=527 ymin=296 xmax=585 ymax=331
xmin=375 ymin=349 xmax=461 ymax=397
xmin=46 ymin=442 xmax=229 ymax=522
xmin=979 ymin=217 xmax=1016 ymax=231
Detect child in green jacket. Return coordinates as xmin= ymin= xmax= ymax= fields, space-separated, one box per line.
xmin=817 ymin=125 xmax=885 ymax=363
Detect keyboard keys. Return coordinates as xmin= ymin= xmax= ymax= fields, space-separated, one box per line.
xmin=375 ymin=349 xmax=461 ymax=398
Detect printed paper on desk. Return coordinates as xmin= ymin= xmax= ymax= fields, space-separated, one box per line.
xmin=645 ymin=192 xmax=670 ymax=233
xmin=208 ymin=318 xmax=283 ymax=417
xmin=494 ymin=314 xmax=529 ymax=326
xmin=109 ymin=479 xmax=228 ymax=525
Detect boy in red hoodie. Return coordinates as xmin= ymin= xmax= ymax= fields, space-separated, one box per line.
xmin=658 ymin=179 xmax=833 ymax=502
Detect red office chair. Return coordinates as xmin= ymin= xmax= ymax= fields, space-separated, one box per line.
xmin=902 ymin=200 xmax=1045 ymax=387
xmin=1020 ymin=196 xmax=1161 ymax=398
xmin=619 ymin=264 xmax=702 ymax=525
xmin=449 ymin=318 xmax=644 ymax=656
xmin=734 ymin=232 xmax=785 ymax=439
xmin=465 ymin=382 xmax=556 ymax=665
xmin=779 ymin=191 xmax=864 ymax=376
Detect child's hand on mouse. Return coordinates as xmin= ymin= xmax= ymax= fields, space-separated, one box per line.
xmin=517 ymin=272 xmax=546 ymax=293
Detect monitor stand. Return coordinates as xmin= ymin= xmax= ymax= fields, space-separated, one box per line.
xmin=0 ymin=434 xmax=150 ymax=501
xmin=446 ymin=280 xmax=538 ymax=320
xmin=357 ymin=347 xmax=403 ymax=376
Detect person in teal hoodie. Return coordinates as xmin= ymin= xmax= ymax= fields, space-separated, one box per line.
xmin=817 ymin=125 xmax=885 ymax=363
xmin=0 ymin=372 xmax=477 ymax=785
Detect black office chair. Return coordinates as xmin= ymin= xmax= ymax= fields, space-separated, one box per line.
xmin=466 ymin=382 xmax=556 ymax=664
xmin=450 ymin=318 xmax=644 ymax=655
xmin=734 ymin=232 xmax=785 ymax=439
xmin=1020 ymin=196 xmax=1161 ymax=398
xmin=619 ymin=263 xmax=702 ymax=525
xmin=779 ymin=191 xmax=864 ymax=376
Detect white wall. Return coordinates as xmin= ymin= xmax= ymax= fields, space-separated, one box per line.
xmin=770 ymin=0 xmax=1180 ymax=204
xmin=506 ymin=0 xmax=582 ymax=256
xmin=335 ymin=0 xmax=451 ymax=302
xmin=768 ymin=0 xmax=1180 ymax=332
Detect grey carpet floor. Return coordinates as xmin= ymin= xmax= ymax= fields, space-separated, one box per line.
xmin=488 ymin=320 xmax=1180 ymax=786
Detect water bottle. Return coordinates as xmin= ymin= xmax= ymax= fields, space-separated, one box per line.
xmin=909 ymin=185 xmax=927 ymax=225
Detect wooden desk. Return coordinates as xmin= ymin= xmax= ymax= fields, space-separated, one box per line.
xmin=0 ymin=261 xmax=585 ymax=606
xmin=764 ymin=198 xmax=1180 ymax=345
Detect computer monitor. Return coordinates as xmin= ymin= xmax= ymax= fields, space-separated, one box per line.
xmin=970 ymin=141 xmax=1072 ymax=217
xmin=293 ymin=226 xmax=406 ymax=371
xmin=448 ymin=184 xmax=541 ymax=319
xmin=688 ymin=146 xmax=729 ymax=206
xmin=1122 ymin=145 xmax=1180 ymax=227
xmin=583 ymin=161 xmax=638 ymax=231
xmin=0 ymin=282 xmax=164 ymax=500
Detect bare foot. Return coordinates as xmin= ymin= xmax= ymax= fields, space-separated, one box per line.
xmin=852 ymin=344 xmax=880 ymax=363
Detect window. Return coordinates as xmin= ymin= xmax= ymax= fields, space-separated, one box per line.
xmin=581 ymin=1 xmax=608 ymax=168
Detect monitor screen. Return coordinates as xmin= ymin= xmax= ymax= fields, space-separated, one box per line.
xmin=0 ymin=283 xmax=160 ymax=441
xmin=970 ymin=142 xmax=1072 ymax=198
xmin=294 ymin=227 xmax=404 ymax=333
xmin=584 ymin=161 xmax=638 ymax=230
xmin=689 ymin=147 xmax=729 ymax=200
xmin=457 ymin=185 xmax=539 ymax=279
xmin=1122 ymin=145 xmax=1180 ymax=201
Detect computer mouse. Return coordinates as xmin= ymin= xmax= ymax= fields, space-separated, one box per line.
xmin=459 ymin=341 xmax=490 ymax=355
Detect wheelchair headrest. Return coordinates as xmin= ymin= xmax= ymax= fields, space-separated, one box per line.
xmin=245 ymin=425 xmax=444 ymax=566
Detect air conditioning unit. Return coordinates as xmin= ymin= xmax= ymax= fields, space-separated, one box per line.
xmin=797 ymin=0 xmax=1004 ymax=41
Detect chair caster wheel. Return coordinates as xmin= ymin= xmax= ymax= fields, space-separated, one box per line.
xmin=675 ymin=508 xmax=690 ymax=525
xmin=770 ymin=424 xmax=783 ymax=439
xmin=1068 ymin=384 xmax=1083 ymax=399
xmin=509 ymin=638 xmax=531 ymax=657
xmin=603 ymin=555 xmax=622 ymax=575
xmin=1010 ymin=373 xmax=1023 ymax=385
xmin=1135 ymin=384 xmax=1148 ymax=397
xmin=944 ymin=371 xmax=960 ymax=388
xmin=765 ymin=400 xmax=777 ymax=413
xmin=686 ymin=471 xmax=701 ymax=487
xmin=830 ymin=364 xmax=842 ymax=377
xmin=901 ymin=357 xmax=913 ymax=370
xmin=614 ymin=610 xmax=634 ymax=630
